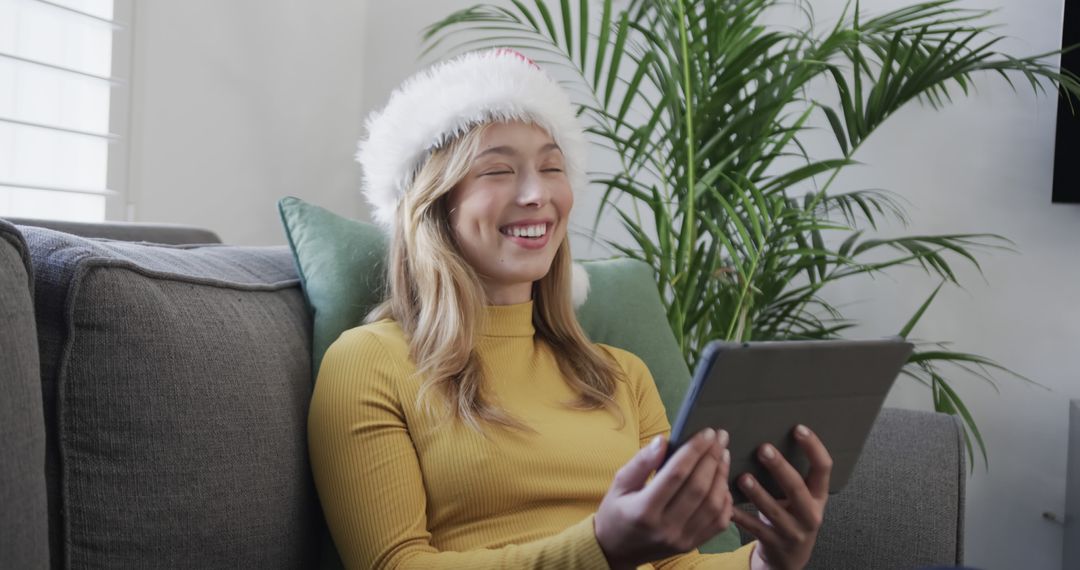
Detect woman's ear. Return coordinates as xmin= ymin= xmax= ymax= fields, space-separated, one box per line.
xmin=571 ymin=262 xmax=590 ymax=308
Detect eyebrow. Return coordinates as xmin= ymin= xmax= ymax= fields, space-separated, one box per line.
xmin=475 ymin=143 xmax=562 ymax=159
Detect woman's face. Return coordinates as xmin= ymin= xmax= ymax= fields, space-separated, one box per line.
xmin=446 ymin=121 xmax=573 ymax=305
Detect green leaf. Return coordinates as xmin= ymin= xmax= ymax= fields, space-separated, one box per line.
xmin=899 ymin=281 xmax=944 ymax=339
xmin=821 ymin=105 xmax=850 ymax=155
xmin=934 ymin=372 xmax=989 ymax=471
xmin=592 ymin=0 xmax=613 ymax=88
xmin=578 ymin=0 xmax=589 ymax=69
xmin=559 ymin=0 xmax=574 ymax=62
xmin=603 ymin=11 xmax=630 ymax=110
xmin=533 ymin=0 xmax=561 ymax=49
xmin=761 ymin=159 xmax=856 ymax=195
xmin=509 ymin=0 xmax=542 ymax=32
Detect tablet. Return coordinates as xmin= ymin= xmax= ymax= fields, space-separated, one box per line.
xmin=660 ymin=338 xmax=913 ymax=504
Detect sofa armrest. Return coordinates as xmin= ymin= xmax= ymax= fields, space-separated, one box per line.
xmin=739 ymin=407 xmax=966 ymax=569
xmin=0 ymin=220 xmax=49 ymax=569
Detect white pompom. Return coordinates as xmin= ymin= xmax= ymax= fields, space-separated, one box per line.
xmin=571 ymin=262 xmax=590 ymax=308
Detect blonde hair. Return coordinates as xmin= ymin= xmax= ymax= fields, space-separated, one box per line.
xmin=367 ymin=121 xmax=626 ymax=435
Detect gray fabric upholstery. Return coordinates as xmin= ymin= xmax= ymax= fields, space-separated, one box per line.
xmin=808 ymin=408 xmax=966 ymax=569
xmin=20 ymin=226 xmax=319 ymax=569
xmin=738 ymin=407 xmax=966 ymax=569
xmin=0 ymin=221 xmax=49 ymax=569
xmin=5 ymin=217 xmax=222 ymax=245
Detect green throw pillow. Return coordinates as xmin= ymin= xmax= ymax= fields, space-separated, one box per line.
xmin=277 ymin=196 xmax=743 ymax=560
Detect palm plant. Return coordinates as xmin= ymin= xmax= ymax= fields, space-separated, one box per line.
xmin=423 ymin=0 xmax=1080 ymax=469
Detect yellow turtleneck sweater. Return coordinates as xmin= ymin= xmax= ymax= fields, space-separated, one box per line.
xmin=308 ymin=300 xmax=756 ymax=569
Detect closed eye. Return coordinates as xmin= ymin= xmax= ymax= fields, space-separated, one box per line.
xmin=481 ymin=171 xmax=513 ymax=176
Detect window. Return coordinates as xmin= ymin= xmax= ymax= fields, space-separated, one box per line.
xmin=0 ymin=0 xmax=131 ymax=221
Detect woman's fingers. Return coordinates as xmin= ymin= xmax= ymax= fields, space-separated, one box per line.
xmin=716 ymin=443 xmax=731 ymax=513
xmin=736 ymin=473 xmax=801 ymax=540
xmin=754 ymin=442 xmax=817 ymax=526
xmin=610 ymin=435 xmax=668 ymax=496
xmin=675 ymin=454 xmax=720 ymax=528
xmin=794 ymin=424 xmax=833 ymax=499
xmin=664 ymin=430 xmax=729 ymax=519
xmin=683 ymin=439 xmax=732 ymax=540
xmin=717 ymin=443 xmax=730 ymax=482
xmin=728 ymin=428 xmax=832 ymax=570
xmin=731 ymin=507 xmax=779 ymax=545
xmin=706 ymin=428 xmax=726 ymax=462
xmin=713 ymin=441 xmax=733 ymax=529
xmin=641 ymin=428 xmax=718 ymax=512
xmin=663 ymin=447 xmax=719 ymax=522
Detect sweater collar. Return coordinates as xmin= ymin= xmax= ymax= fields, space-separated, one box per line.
xmin=481 ymin=300 xmax=535 ymax=337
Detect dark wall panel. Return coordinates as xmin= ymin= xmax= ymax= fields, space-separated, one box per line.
xmin=1053 ymin=0 xmax=1080 ymax=203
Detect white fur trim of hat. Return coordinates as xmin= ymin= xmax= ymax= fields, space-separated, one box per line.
xmin=356 ymin=47 xmax=591 ymax=306
xmin=356 ymin=47 xmax=588 ymax=230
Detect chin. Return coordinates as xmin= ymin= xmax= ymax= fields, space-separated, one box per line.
xmin=517 ymin=268 xmax=554 ymax=284
xmin=495 ymin=263 xmax=555 ymax=287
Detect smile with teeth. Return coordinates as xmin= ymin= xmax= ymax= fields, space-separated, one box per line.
xmin=499 ymin=223 xmax=548 ymax=239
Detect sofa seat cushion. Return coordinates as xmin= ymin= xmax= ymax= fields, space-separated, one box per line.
xmin=21 ymin=226 xmax=319 ymax=569
xmin=0 ymin=220 xmax=49 ymax=569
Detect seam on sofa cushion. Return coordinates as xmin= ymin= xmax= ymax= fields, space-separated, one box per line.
xmin=65 ymin=257 xmax=299 ymax=292
xmin=55 ymin=262 xmax=82 ymax=570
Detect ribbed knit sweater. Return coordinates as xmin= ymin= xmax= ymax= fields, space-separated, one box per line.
xmin=308 ymin=300 xmax=756 ymax=569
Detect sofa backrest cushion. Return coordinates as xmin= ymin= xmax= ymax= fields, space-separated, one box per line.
xmin=0 ymin=220 xmax=49 ymax=569
xmin=805 ymin=408 xmax=966 ymax=568
xmin=21 ymin=226 xmax=320 ymax=569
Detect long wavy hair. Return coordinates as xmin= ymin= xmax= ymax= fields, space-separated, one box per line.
xmin=366 ymin=120 xmax=626 ymax=435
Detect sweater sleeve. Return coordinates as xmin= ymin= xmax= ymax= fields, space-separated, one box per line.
xmin=307 ymin=328 xmax=612 ymax=570
xmin=613 ymin=348 xmax=758 ymax=570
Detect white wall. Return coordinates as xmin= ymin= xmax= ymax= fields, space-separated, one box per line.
xmin=129 ymin=1 xmax=1079 ymax=568
xmin=126 ymin=0 xmax=369 ymax=245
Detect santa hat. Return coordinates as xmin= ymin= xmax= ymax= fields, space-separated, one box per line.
xmin=355 ymin=48 xmax=591 ymax=306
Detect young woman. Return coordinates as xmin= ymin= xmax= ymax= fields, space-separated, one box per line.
xmin=308 ymin=48 xmax=833 ymax=570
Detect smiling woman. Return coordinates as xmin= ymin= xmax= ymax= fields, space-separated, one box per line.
xmin=306 ymin=48 xmax=832 ymax=570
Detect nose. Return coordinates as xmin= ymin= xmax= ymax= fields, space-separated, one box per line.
xmin=517 ymin=172 xmax=550 ymax=209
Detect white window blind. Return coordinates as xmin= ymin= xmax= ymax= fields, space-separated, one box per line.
xmin=0 ymin=0 xmax=125 ymax=222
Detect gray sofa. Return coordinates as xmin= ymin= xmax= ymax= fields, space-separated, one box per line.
xmin=0 ymin=217 xmax=967 ymax=569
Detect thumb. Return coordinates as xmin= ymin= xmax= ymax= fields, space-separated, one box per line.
xmin=611 ymin=435 xmax=667 ymax=496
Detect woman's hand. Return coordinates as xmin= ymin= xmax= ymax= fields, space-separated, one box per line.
xmin=594 ymin=428 xmax=733 ymax=570
xmin=731 ymin=425 xmax=833 ymax=570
